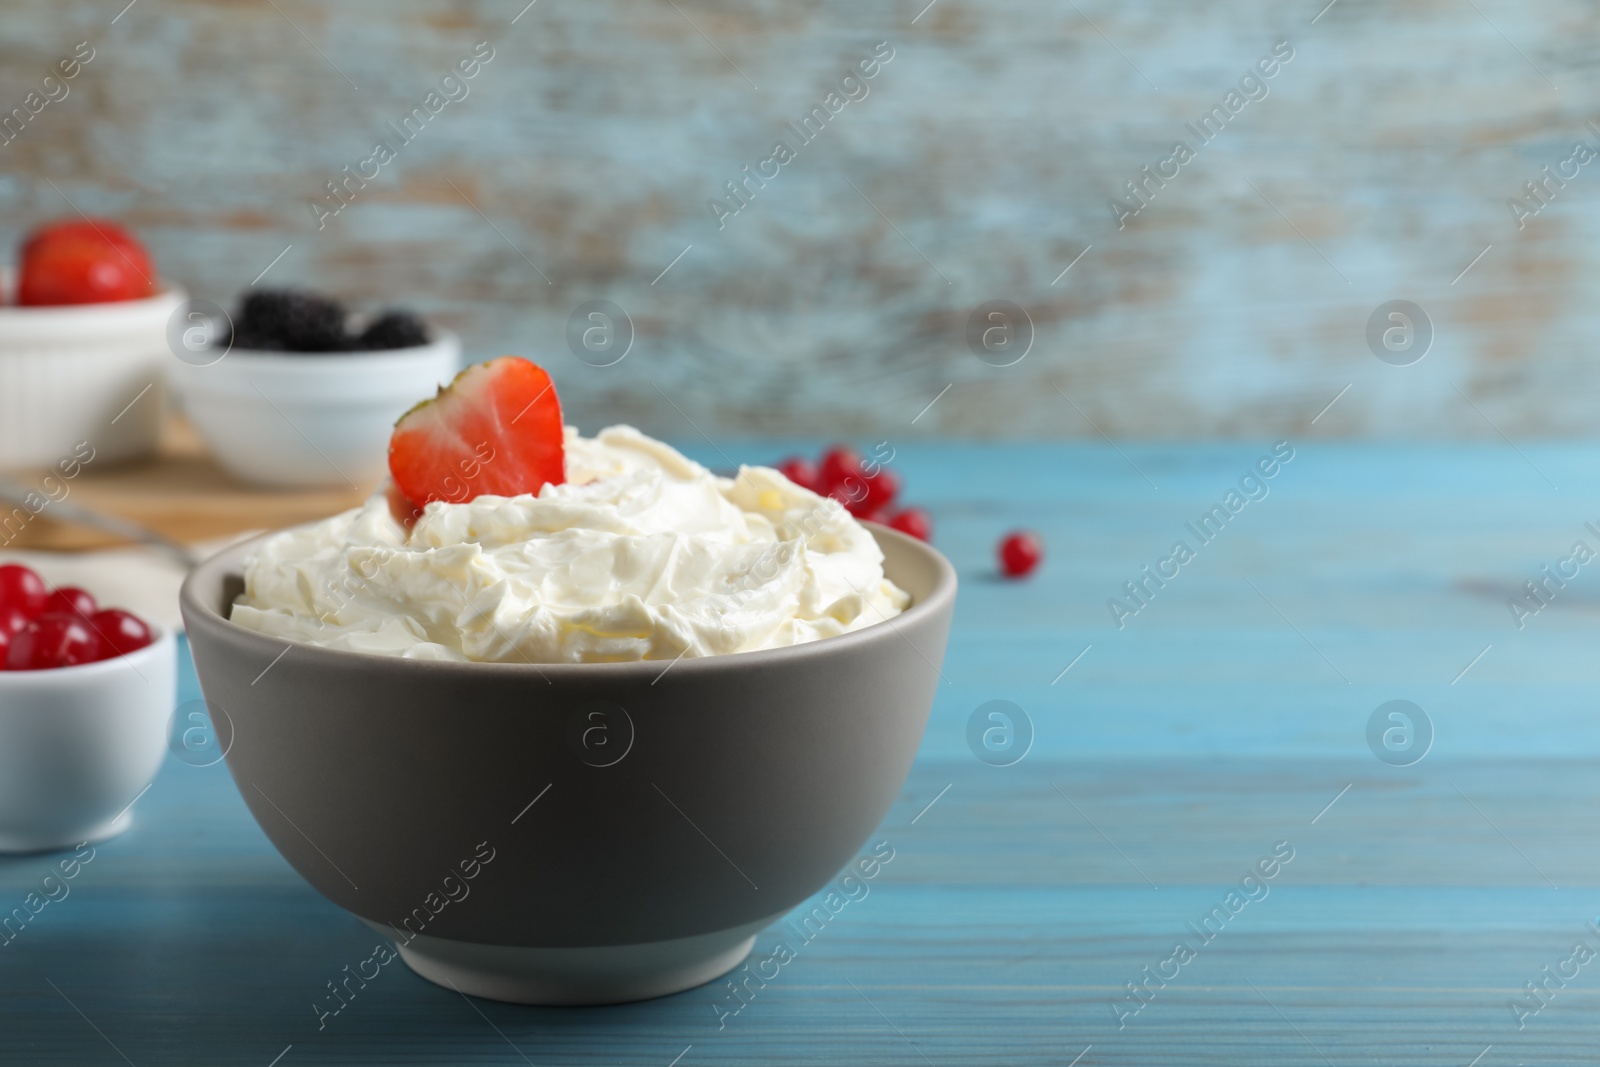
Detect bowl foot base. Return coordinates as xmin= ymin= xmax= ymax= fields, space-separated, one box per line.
xmin=367 ymin=919 xmax=768 ymax=1005
xmin=0 ymin=809 xmax=131 ymax=855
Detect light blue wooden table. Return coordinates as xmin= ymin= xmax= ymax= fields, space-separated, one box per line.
xmin=5 ymin=441 xmax=1600 ymax=1065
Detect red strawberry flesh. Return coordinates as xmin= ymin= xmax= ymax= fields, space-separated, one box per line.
xmin=387 ymin=357 xmax=565 ymax=510
xmin=18 ymin=219 xmax=156 ymax=306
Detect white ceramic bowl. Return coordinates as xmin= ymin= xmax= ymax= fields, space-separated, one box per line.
xmin=169 ymin=333 xmax=461 ymax=489
xmin=0 ymin=281 xmax=186 ymax=469
xmin=0 ymin=625 xmax=177 ymax=853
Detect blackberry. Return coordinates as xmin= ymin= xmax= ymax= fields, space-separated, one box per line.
xmin=216 ymin=326 xmax=285 ymax=352
xmin=235 ymin=289 xmax=351 ymax=352
xmin=359 ymin=310 xmax=431 ymax=350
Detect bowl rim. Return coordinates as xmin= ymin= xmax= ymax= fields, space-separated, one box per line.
xmin=0 ymin=281 xmax=185 ymax=319
xmin=0 ymin=622 xmax=175 ymax=686
xmin=181 ymin=520 xmax=957 ymax=678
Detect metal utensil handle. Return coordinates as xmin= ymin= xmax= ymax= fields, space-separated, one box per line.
xmin=0 ymin=480 xmax=205 ymax=569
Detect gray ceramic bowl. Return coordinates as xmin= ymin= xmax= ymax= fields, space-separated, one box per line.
xmin=180 ymin=524 xmax=956 ymax=1005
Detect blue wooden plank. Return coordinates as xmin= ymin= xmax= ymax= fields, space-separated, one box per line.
xmin=5 ymin=445 xmax=1600 ymax=1063
xmin=8 ymin=756 xmax=1600 ymax=1065
xmin=679 ymin=441 xmax=1600 ymax=759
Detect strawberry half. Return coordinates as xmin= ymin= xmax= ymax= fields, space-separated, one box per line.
xmin=387 ymin=357 xmax=565 ymax=510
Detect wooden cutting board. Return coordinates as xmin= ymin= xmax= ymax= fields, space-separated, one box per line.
xmin=2 ymin=418 xmax=375 ymax=552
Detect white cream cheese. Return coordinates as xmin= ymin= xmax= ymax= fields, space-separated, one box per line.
xmin=230 ymin=426 xmax=910 ymax=663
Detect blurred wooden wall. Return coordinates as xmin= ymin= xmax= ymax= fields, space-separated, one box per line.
xmin=1 ymin=0 xmax=1595 ymax=439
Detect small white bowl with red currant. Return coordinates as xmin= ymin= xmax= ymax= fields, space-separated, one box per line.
xmin=169 ymin=288 xmax=460 ymax=489
xmin=0 ymin=218 xmax=184 ymax=468
xmin=0 ymin=562 xmax=174 ymax=853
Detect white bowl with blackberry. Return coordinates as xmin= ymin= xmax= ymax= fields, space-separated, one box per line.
xmin=169 ymin=290 xmax=460 ymax=489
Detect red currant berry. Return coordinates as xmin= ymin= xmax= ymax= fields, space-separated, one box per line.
xmin=860 ymin=466 xmax=901 ymax=513
xmin=888 ymin=507 xmax=933 ymax=542
xmin=775 ymin=456 xmax=818 ymax=491
xmin=0 ymin=563 xmax=48 ymax=618
xmin=816 ymin=445 xmax=861 ymax=492
xmin=43 ymin=586 xmax=97 ymax=620
xmin=6 ymin=612 xmax=98 ymax=670
xmin=88 ymin=609 xmax=153 ymax=660
xmin=0 ymin=607 xmax=26 ymax=669
xmin=999 ymin=531 xmax=1043 ymax=578
xmin=835 ymin=478 xmax=876 ymax=516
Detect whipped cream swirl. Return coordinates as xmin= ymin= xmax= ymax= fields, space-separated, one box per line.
xmin=229 ymin=426 xmax=910 ymax=663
